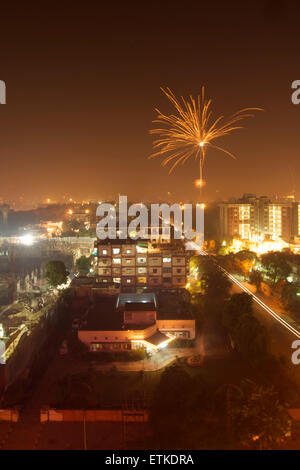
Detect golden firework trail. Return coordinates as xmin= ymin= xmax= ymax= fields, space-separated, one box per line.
xmin=149 ymin=87 xmax=262 ymax=192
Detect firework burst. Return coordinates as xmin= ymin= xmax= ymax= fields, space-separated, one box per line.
xmin=149 ymin=87 xmax=262 ymax=193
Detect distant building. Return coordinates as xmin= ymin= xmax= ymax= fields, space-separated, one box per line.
xmin=70 ymin=276 xmax=120 ymax=297
xmin=219 ymin=194 xmax=299 ymax=243
xmin=38 ymin=221 xmax=63 ymax=237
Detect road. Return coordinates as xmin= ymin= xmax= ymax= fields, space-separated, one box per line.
xmin=220 ymin=263 xmax=300 ymax=360
xmin=230 ymin=282 xmax=297 ymax=359
xmin=196 ymin=248 xmax=300 ymax=368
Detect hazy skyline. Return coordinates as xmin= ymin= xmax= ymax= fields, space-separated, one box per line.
xmin=0 ymin=1 xmax=300 ymax=205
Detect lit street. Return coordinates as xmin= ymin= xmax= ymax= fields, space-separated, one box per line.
xmin=196 ymin=249 xmax=300 ymax=383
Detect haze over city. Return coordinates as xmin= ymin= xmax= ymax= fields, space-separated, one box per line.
xmin=0 ymin=1 xmax=300 ymax=205
xmin=2 ymin=0 xmax=300 ymax=456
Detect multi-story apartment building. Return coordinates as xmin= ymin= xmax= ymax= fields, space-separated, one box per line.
xmin=294 ymin=202 xmax=300 ymax=238
xmin=94 ymin=238 xmax=189 ymax=289
xmin=219 ymin=194 xmax=297 ymax=242
xmin=219 ymin=194 xmax=257 ymax=239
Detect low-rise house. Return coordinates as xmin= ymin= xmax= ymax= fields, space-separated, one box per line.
xmin=77 ymin=291 xmax=195 ymax=353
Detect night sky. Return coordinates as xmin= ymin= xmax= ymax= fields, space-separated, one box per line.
xmin=0 ymin=1 xmax=300 ymax=205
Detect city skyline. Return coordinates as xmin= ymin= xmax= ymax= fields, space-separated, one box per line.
xmin=0 ymin=2 xmax=300 ymax=203
xmin=1 ymin=1 xmax=300 ymax=453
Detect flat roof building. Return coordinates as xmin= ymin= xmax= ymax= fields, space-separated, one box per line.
xmin=219 ymin=194 xmax=299 ymax=242
xmin=78 ymin=291 xmax=195 ymax=353
xmin=94 ymin=238 xmax=189 ymax=290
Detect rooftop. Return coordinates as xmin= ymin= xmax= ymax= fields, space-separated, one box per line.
xmin=70 ymin=276 xmax=117 ymax=288
xmin=79 ymin=289 xmax=194 ymax=332
xmin=116 ymin=292 xmax=157 ymax=309
xmin=70 ymin=276 xmax=97 ymax=287
xmin=81 ymin=296 xmax=123 ymax=331
xmin=80 ymin=295 xmax=155 ymax=331
xmin=144 ymin=330 xmax=170 ymax=347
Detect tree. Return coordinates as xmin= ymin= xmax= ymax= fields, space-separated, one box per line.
xmin=149 ymin=364 xmax=216 ymax=448
xmin=281 ymin=282 xmax=300 ymax=313
xmin=78 ymin=227 xmax=96 ymax=237
xmin=222 ymin=293 xmax=253 ymax=331
xmin=201 ymin=259 xmax=231 ymax=299
xmin=75 ymin=255 xmax=92 ymax=276
xmin=222 ymin=293 xmax=268 ymax=360
xmin=249 ymin=269 xmax=263 ymax=291
xmin=44 ymin=260 xmax=69 ymax=287
xmin=235 ymin=250 xmax=257 ymax=262
xmin=233 ymin=313 xmax=268 ymax=360
xmin=231 ymin=380 xmax=291 ymax=449
xmin=149 ymin=365 xmax=194 ymax=447
xmin=261 ymin=252 xmax=291 ymax=283
xmin=235 ymin=251 xmax=257 ymax=279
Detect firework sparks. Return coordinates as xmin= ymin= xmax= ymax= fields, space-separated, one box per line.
xmin=149 ymin=87 xmax=262 ymax=192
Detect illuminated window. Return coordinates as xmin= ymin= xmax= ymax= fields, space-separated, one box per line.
xmin=138 ymin=267 xmax=147 ymax=274
xmin=102 ymin=249 xmax=107 ymax=255
xmin=113 ymin=258 xmax=121 ymax=264
xmin=113 ymin=248 xmax=120 ymax=255
xmin=163 ymin=257 xmax=171 ymax=263
xmin=137 ymin=257 xmax=146 ymax=264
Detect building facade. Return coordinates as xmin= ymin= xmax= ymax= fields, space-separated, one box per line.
xmin=219 ymin=194 xmax=298 ymax=242
xmin=77 ymin=292 xmax=195 ymax=353
xmin=94 ymin=238 xmax=189 ymax=289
